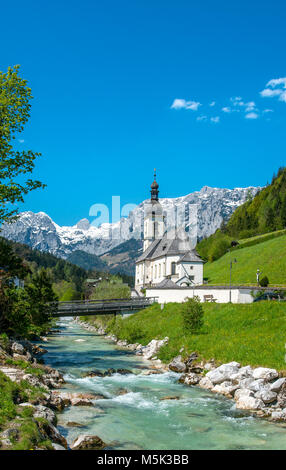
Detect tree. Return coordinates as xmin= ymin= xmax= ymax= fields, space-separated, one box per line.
xmin=259 ymin=276 xmax=269 ymax=287
xmin=181 ymin=296 xmax=204 ymax=334
xmin=24 ymin=269 xmax=58 ymax=331
xmin=0 ymin=65 xmax=45 ymax=223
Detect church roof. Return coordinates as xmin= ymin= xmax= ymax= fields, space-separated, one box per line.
xmin=177 ymin=250 xmax=203 ymax=263
xmin=136 ymin=231 xmax=203 ymax=263
xmin=155 ymin=278 xmax=180 ymax=288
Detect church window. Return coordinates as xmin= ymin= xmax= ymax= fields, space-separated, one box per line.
xmin=171 ymin=262 xmax=176 ymax=275
xmin=159 ymin=264 xmax=161 ymax=277
xmin=155 ymin=265 xmax=157 ymax=278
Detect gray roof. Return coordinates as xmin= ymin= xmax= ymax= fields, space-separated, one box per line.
xmin=136 ymin=231 xmax=203 ymax=263
xmin=155 ymin=278 xmax=180 ymax=288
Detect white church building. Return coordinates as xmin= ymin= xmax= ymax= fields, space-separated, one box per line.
xmin=135 ymin=172 xmax=204 ymax=293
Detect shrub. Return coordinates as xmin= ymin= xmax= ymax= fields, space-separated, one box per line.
xmin=259 ymin=276 xmax=269 ymax=287
xmin=181 ymin=296 xmax=204 ymax=334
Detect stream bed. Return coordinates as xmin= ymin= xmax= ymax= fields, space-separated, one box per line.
xmin=40 ymin=318 xmax=286 ymax=450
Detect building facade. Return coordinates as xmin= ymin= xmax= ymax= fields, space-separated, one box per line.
xmin=135 ymin=172 xmax=204 ymax=293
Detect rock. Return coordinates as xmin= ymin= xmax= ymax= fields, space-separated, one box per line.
xmin=252 ymin=367 xmax=278 ymax=381
xmin=115 ymin=369 xmax=133 ymax=375
xmin=234 ymin=389 xmax=264 ymax=410
xmin=188 ymin=366 xmax=204 ymax=374
xmin=230 ymin=365 xmax=253 ymax=381
xmin=206 ymin=362 xmax=240 ymax=385
xmin=160 ymin=396 xmax=180 ymax=401
xmin=33 ymin=405 xmax=57 ymax=425
xmin=22 ymin=373 xmax=49 ymax=391
xmin=254 ymin=390 xmax=277 ymax=404
xmin=116 ymin=388 xmax=129 ymax=395
xmin=185 ymin=352 xmax=198 ymax=366
xmin=270 ymin=378 xmax=286 ymax=393
xmin=36 ymin=420 xmax=67 ymax=448
xmin=70 ymin=398 xmax=93 ymax=406
xmin=179 ymin=373 xmax=200 ymax=385
xmin=168 ymin=356 xmax=187 ymax=373
xmin=52 ymin=443 xmax=66 ymax=450
xmin=11 ymin=341 xmax=25 ymax=355
xmin=66 ymin=422 xmax=86 ymax=428
xmin=71 ymin=434 xmax=107 ymax=450
xmin=204 ymin=363 xmax=215 ymax=371
xmin=142 ymin=337 xmax=169 ymax=360
xmin=0 ymin=438 xmax=12 ymax=448
xmin=198 ymin=377 xmax=214 ymax=390
xmin=83 ymin=370 xmax=104 ymax=377
xmin=212 ymin=381 xmax=239 ymax=397
xmin=271 ymin=409 xmax=286 ymax=422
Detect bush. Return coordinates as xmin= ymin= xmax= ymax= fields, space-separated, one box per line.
xmin=259 ymin=276 xmax=269 ymax=287
xmin=181 ymin=297 xmax=204 ymax=334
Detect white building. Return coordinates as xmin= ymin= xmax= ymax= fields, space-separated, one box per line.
xmin=135 ymin=172 xmax=204 ymax=293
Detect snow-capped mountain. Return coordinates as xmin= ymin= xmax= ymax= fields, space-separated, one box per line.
xmin=1 ymin=185 xmax=259 ymax=259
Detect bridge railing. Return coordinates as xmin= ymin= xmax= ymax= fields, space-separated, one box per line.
xmin=56 ymin=297 xmax=157 ymax=305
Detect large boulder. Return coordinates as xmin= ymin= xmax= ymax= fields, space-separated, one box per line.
xmin=271 ymin=409 xmax=286 ymax=422
xmin=71 ymin=435 xmax=106 ymax=450
xmin=252 ymin=367 xmax=278 ymax=381
xmin=36 ymin=419 xmax=67 ymax=448
xmin=206 ymin=362 xmax=241 ymax=385
xmin=179 ymin=373 xmax=200 ymax=385
xmin=198 ymin=377 xmax=214 ymax=390
xmin=254 ymin=389 xmax=277 ymax=404
xmin=230 ymin=365 xmax=253 ymax=381
xmin=212 ymin=381 xmax=239 ymax=398
xmin=11 ymin=342 xmax=25 ymax=355
xmin=234 ymin=389 xmax=264 ymax=410
xmin=168 ymin=356 xmax=187 ymax=373
xmin=33 ymin=405 xmax=57 ymax=425
xmin=270 ymin=378 xmax=286 ymax=393
xmin=142 ymin=337 xmax=169 ymax=360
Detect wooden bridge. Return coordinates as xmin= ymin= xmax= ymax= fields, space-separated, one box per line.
xmin=52 ymin=297 xmax=157 ymax=317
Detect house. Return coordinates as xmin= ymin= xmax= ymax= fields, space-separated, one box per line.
xmin=135 ymin=172 xmax=204 ymax=293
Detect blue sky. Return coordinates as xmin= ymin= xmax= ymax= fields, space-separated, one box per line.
xmin=1 ymin=0 xmax=286 ymax=225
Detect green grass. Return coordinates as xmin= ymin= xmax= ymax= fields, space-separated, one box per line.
xmin=108 ymin=302 xmax=286 ymax=371
xmin=204 ymin=234 xmax=286 ymax=286
xmin=0 ymin=370 xmax=52 ymax=449
xmin=4 ymin=359 xmax=46 ymax=377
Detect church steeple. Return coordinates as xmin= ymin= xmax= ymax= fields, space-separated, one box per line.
xmin=150 ymin=168 xmax=159 ymax=201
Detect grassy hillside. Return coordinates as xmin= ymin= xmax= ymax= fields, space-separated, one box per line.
xmin=204 ymin=234 xmax=286 ymax=286
xmin=108 ymin=302 xmax=286 ymax=371
xmin=197 ymin=167 xmax=286 ymax=262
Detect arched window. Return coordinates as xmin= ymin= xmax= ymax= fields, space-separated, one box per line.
xmin=171 ymin=262 xmax=176 ymax=275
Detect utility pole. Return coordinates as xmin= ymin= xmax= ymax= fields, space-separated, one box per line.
xmin=228 ymin=249 xmax=237 ymax=303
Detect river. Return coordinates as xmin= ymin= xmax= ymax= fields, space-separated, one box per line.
xmin=40 ymin=318 xmax=286 ymax=450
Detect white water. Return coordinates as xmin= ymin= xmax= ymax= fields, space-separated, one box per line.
xmin=40 ymin=319 xmax=286 ymax=450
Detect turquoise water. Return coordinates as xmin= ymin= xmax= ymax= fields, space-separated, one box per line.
xmin=41 ymin=318 xmax=286 ymax=450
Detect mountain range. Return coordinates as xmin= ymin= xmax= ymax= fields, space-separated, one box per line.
xmin=1 ymin=185 xmax=260 ymax=275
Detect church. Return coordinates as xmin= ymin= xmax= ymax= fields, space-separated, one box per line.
xmin=135 ymin=172 xmax=204 ymax=293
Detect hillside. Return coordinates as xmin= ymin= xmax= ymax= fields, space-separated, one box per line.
xmin=107 ymin=302 xmax=286 ymax=371
xmin=204 ymin=233 xmax=286 ymax=286
xmin=67 ymin=250 xmax=108 ymax=272
xmin=197 ymin=167 xmax=286 ymax=262
xmin=99 ymin=239 xmax=142 ymax=276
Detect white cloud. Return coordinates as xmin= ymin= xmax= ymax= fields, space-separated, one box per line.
xmin=210 ymin=116 xmax=220 ymax=123
xmin=245 ymin=112 xmax=259 ymax=119
xmin=260 ymin=88 xmax=282 ymax=98
xmin=209 ymin=101 xmax=216 ymax=107
xmin=222 ymin=106 xmax=231 ymax=113
xmin=18 ymin=139 xmax=25 ymax=143
xmin=266 ymin=77 xmax=286 ymax=88
xmin=260 ymin=77 xmax=286 ymax=103
xmin=196 ymin=115 xmax=207 ymax=121
xmin=263 ymin=109 xmax=273 ymax=113
xmin=170 ymin=98 xmax=201 ymax=111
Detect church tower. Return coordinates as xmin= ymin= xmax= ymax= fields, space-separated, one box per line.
xmin=143 ymin=170 xmax=164 ymax=251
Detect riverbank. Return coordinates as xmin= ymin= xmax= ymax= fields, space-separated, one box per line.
xmin=0 ymin=334 xmax=67 ymax=450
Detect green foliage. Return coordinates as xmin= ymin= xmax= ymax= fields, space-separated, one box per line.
xmin=204 ymin=234 xmax=286 ymax=286
xmin=259 ymin=276 xmax=269 ymax=287
xmin=90 ymin=278 xmax=130 ymax=300
xmin=24 ymin=269 xmax=58 ymax=333
xmin=181 ymin=297 xmax=204 ymax=333
xmin=0 ymin=65 xmax=45 ymax=223
xmin=197 ymin=167 xmax=286 ymax=262
xmin=108 ymin=302 xmax=286 ymax=370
